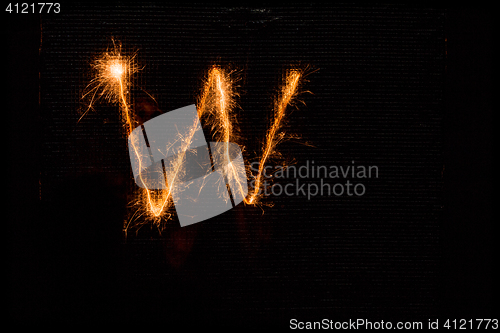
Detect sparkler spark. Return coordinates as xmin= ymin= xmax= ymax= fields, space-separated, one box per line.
xmin=247 ymin=69 xmax=302 ymax=205
xmin=196 ymin=66 xmax=249 ymax=204
xmin=82 ymin=40 xmax=310 ymax=232
xmin=197 ymin=66 xmax=239 ymax=140
xmin=81 ymin=41 xmax=175 ymax=230
xmin=197 ymin=66 xmax=305 ymax=206
xmin=80 ymin=40 xmax=138 ymax=132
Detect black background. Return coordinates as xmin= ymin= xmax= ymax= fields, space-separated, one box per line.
xmin=7 ymin=4 xmax=491 ymax=328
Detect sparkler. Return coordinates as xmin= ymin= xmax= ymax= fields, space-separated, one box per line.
xmin=82 ymin=40 xmax=309 ymax=232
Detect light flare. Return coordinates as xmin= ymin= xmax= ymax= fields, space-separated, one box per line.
xmin=82 ymin=42 xmax=309 ymax=232
xmin=196 ymin=66 xmax=249 ymax=204
xmin=80 ymin=40 xmax=138 ymax=132
xmin=81 ymin=41 xmax=175 ymax=230
xmin=247 ymin=69 xmax=302 ymax=205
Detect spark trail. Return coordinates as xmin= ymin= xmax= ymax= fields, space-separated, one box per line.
xmin=247 ymin=69 xmax=302 ymax=204
xmin=82 ymin=41 xmax=308 ymax=230
xmin=80 ymin=40 xmax=137 ymax=130
xmin=197 ymin=66 xmax=248 ymax=204
xmin=81 ymin=42 xmax=174 ymax=226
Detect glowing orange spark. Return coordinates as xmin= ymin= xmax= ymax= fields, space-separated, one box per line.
xmin=141 ymin=115 xmax=202 ymax=218
xmin=197 ymin=66 xmax=238 ymax=141
xmin=127 ymin=65 xmax=244 ymax=226
xmin=80 ymin=40 xmax=138 ymax=131
xmin=247 ymin=69 xmax=302 ymax=204
xmin=82 ymin=42 xmax=310 ymax=232
xmin=83 ymin=44 xmax=204 ymax=225
xmin=109 ymin=60 xmax=125 ymax=79
xmin=196 ymin=66 xmax=249 ymax=204
xmin=81 ymin=41 xmax=175 ymax=227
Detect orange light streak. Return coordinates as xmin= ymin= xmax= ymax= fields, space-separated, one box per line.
xmin=83 ymin=42 xmax=309 ymax=230
xmin=196 ymin=66 xmax=249 ymax=204
xmin=81 ymin=41 xmax=175 ymax=226
xmin=247 ymin=69 xmax=302 ymax=204
xmin=80 ymin=40 xmax=137 ymax=128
